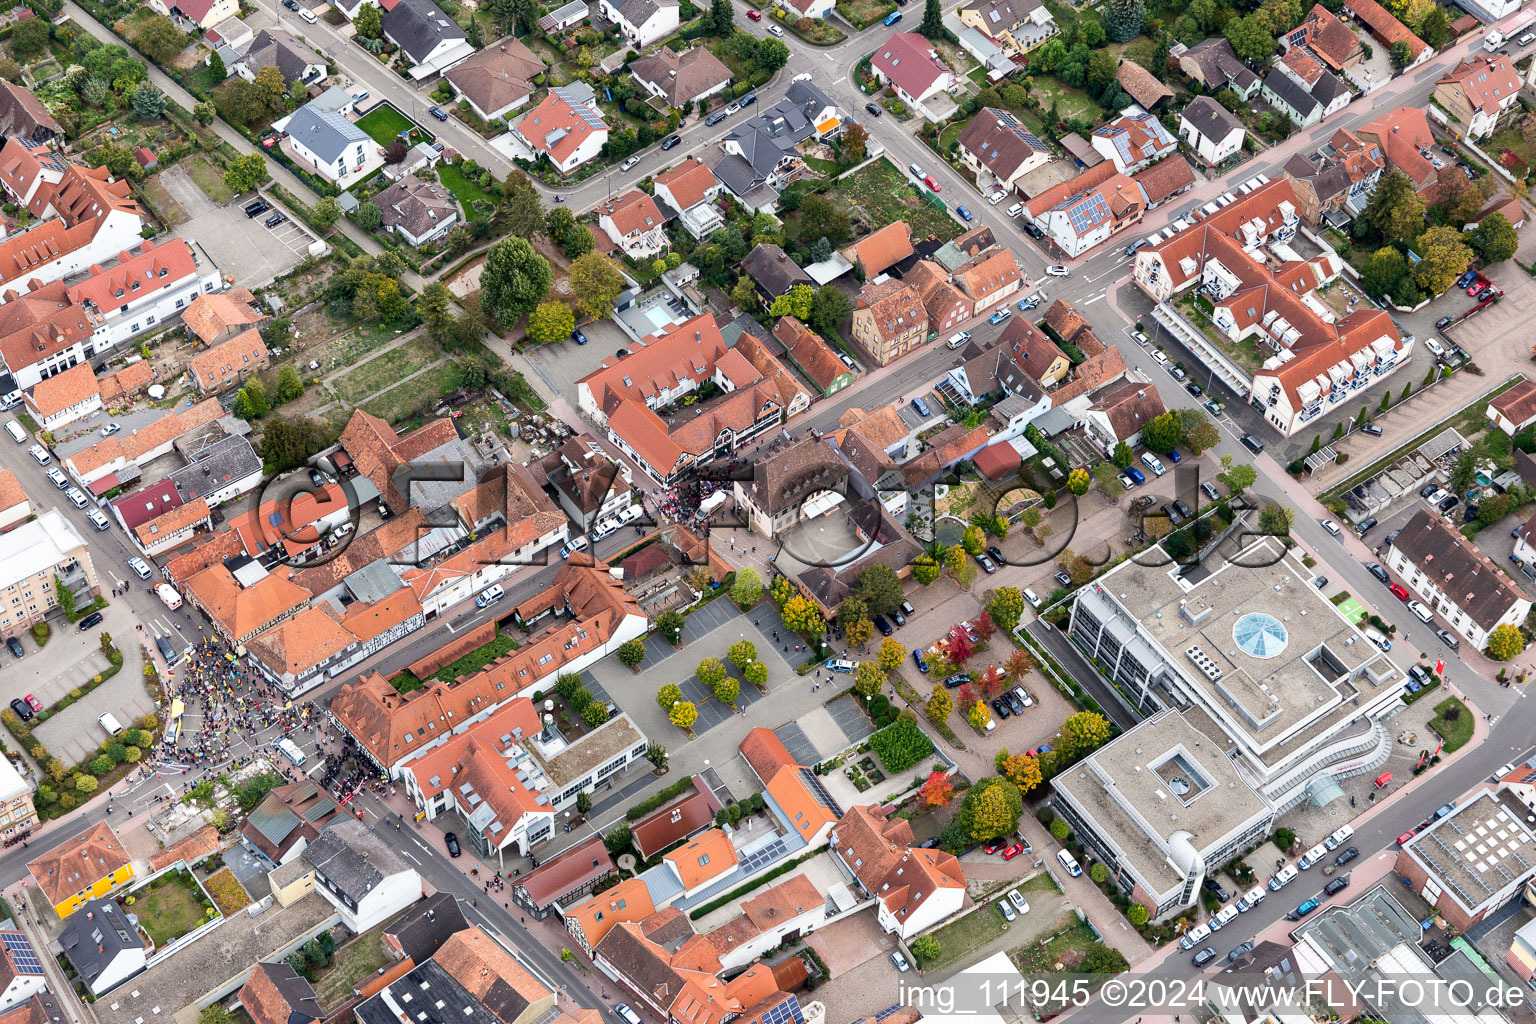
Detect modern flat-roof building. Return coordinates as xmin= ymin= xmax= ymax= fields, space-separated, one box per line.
xmin=1066 ymin=535 xmax=1408 ymax=815
xmin=1394 ymin=788 xmax=1536 ymax=931
xmin=1052 ymin=709 xmax=1274 ymax=918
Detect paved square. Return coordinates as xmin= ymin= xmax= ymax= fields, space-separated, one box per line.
xmin=155 ymin=166 xmax=312 ymax=290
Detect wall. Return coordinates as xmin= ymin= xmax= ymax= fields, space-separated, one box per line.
xmin=407 ymin=620 xmax=497 ymax=680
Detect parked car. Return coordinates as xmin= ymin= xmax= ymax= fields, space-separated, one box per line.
xmin=661 ymin=134 xmax=682 ymax=150
xmin=1288 ymin=898 xmax=1320 ymax=920
xmin=740 ymin=93 xmax=757 ymax=106
xmin=1227 ymin=941 xmax=1255 ymax=963
xmin=1436 ymin=316 xmax=1455 ymax=329
xmin=444 ymin=832 xmax=461 ymax=857
xmin=704 ymin=110 xmax=727 ymax=125
xmin=1390 ymin=583 xmax=1410 ymax=600
xmin=890 ymin=950 xmax=911 ymax=972
xmin=991 ymin=698 xmax=1012 ymax=720
xmin=1204 ymin=398 xmax=1223 ymax=416
xmin=7 ymin=699 xmax=29 ymax=722
xmin=997 ymin=899 xmax=1016 ymax=923
xmin=883 ymin=10 xmax=902 ymax=23
xmin=1203 ymin=877 xmax=1231 ymax=902
xmin=873 ymin=614 xmax=893 ymax=636
xmin=1000 ymin=843 xmax=1024 ymax=860
xmin=944 ymin=672 xmax=971 ymax=689
xmin=6 ymin=638 xmax=22 ymax=658
xmin=1184 ymin=381 xmax=1203 ymax=398
xmin=1240 ymin=434 xmax=1264 ymax=454
xmin=1201 ymin=481 xmax=1221 ymax=501
xmin=428 ymin=106 xmax=448 ymax=121
xmin=746 ymin=7 xmax=761 ymax=17
xmin=1192 ymin=947 xmax=1218 ymax=968
xmin=1334 ymin=846 xmax=1360 ymax=866
xmin=1045 ymin=264 xmax=1069 ymax=277
xmin=1367 ymin=563 xmax=1389 ymax=583
xmin=1008 ymin=888 xmax=1029 ymax=913
xmin=78 ymin=611 xmax=103 ymax=631
xmin=983 ymin=838 xmax=1008 ymax=854
xmin=955 ymin=205 xmax=972 ymax=220
xmin=620 ymin=156 xmax=640 ymax=171
xmin=1054 ymin=571 xmax=1072 ymax=587
xmin=22 ymin=694 xmax=39 ymax=712
xmin=912 ymin=649 xmax=929 ymax=673
xmin=1324 ymin=876 xmax=1350 ymax=896
xmin=864 ymin=102 xmax=881 ymax=116
xmin=244 ymin=200 xmax=270 ymax=218
xmin=1172 ymin=499 xmax=1193 ymax=519
xmin=1361 ymin=423 xmax=1383 ymax=436
xmin=988 ymin=308 xmax=1011 ymax=325
xmin=923 ymin=176 xmax=942 ymax=191
xmin=265 ymin=212 xmax=286 ymax=227
xmin=977 ymin=554 xmax=996 ymax=574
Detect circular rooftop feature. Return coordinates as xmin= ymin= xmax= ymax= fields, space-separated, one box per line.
xmin=1233 ymin=612 xmax=1288 ymax=659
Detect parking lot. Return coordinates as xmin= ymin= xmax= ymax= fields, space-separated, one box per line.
xmin=156 ymin=166 xmax=317 ymax=289
xmin=522 ymin=320 xmax=631 ymax=399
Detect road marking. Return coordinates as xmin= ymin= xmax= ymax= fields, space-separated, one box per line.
xmin=400 ymin=848 xmax=419 ymax=864
xmin=1084 ymin=291 xmax=1106 ymax=305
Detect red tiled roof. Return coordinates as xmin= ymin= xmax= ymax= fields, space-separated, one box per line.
xmin=653 ymin=157 xmax=717 ymax=211
xmin=518 ymin=90 xmax=608 ymax=164
xmin=1438 ymin=54 xmax=1518 ymax=115
xmin=66 ymin=239 xmax=198 ymax=312
xmin=870 ymin=33 xmax=952 ymax=99
xmin=1350 ymin=0 xmax=1427 ymax=59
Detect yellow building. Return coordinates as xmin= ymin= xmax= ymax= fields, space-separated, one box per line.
xmin=267 ymin=857 xmax=316 ymax=907
xmin=27 ymin=821 xmax=134 ymax=918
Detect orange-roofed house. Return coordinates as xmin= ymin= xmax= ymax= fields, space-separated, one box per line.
xmin=952 ymin=248 xmax=1023 ymax=317
xmin=515 ymin=87 xmax=609 ymax=174
xmin=1019 ymin=161 xmax=1147 ymax=258
xmin=597 ymin=189 xmax=668 ymax=260
xmin=182 ymin=559 xmax=311 ymax=646
xmin=63 ymin=397 xmax=225 ymax=490
xmin=337 ymin=408 xmax=462 ymax=512
xmin=576 ymin=312 xmax=730 ymax=424
xmin=28 ymin=821 xmax=134 ymax=918
xmin=703 ymin=874 xmax=824 ymax=969
xmin=652 ymin=157 xmax=722 ymax=238
xmin=851 ymin=279 xmax=926 ymax=367
xmin=432 ymin=926 xmax=557 ymax=1024
xmin=1489 ymin=379 xmax=1536 ymax=435
xmin=1357 ymin=107 xmax=1440 ymax=196
xmin=1133 ymin=178 xmax=1405 ymax=436
xmin=773 ymin=316 xmax=852 ymax=396
xmin=225 ymin=482 xmax=351 ymax=566
xmin=737 ymin=727 xmax=841 ymax=850
xmin=842 ymin=222 xmax=914 ymax=279
xmin=831 ymin=804 xmax=965 ymax=938
xmin=66 ymin=237 xmax=224 ymax=352
xmin=5 ymin=163 xmax=146 ymax=294
xmin=238 ymin=963 xmax=322 ymax=1024
xmin=0 ymin=138 xmax=69 ymax=209
xmin=181 ymin=287 xmax=265 ymax=345
xmin=0 ymin=468 xmax=29 ymax=532
xmin=1435 ymin=53 xmax=1519 ymax=140
xmin=1349 ymin=0 xmax=1430 ymax=69
xmin=662 ymin=829 xmax=738 ymax=899
xmin=190 ymin=327 xmax=268 ymax=393
xmin=23 ymin=361 xmax=99 ymax=431
xmin=132 ymin=496 xmax=212 ymax=557
xmin=564 ymin=877 xmax=655 ymax=954
xmin=397 ymin=695 xmax=647 ymax=861
xmin=246 ymin=605 xmax=362 ymax=694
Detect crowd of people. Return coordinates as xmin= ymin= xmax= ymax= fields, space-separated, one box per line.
xmin=159 ymin=637 xmax=314 ymax=769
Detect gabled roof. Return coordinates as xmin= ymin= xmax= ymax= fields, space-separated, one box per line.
xmin=1263 ymin=68 xmax=1321 ymax=120
xmin=241 ymin=963 xmax=322 ymax=1024
xmin=434 ymin=926 xmax=553 ymax=1022
xmin=246 ymin=605 xmax=356 ymax=678
xmin=630 ymin=46 xmax=732 ymax=106
xmin=1089 ymin=380 xmax=1167 ymax=440
xmin=741 ymin=244 xmax=812 ymax=296
xmin=1179 ymin=37 xmax=1259 ymax=92
xmin=599 ymin=189 xmax=665 ymax=238
xmin=854 ymin=278 xmax=923 ymax=343
xmin=240 ymin=780 xmax=342 ymax=863
xmin=1491 ymin=380 xmax=1536 ymax=426
xmin=190 ymin=327 xmax=269 ymax=391
xmin=1438 ymin=54 xmax=1519 ymax=115
xmin=1356 ymin=106 xmax=1436 ymax=186
xmin=383 ymin=892 xmax=467 ymax=963
xmin=382 ymin=0 xmax=467 ymax=62
xmin=58 ymin=900 xmax=141 ymax=983
xmin=1116 ymin=60 xmax=1173 ymax=108
xmin=580 ymin=312 xmax=729 ymax=417
xmin=1296 ymin=4 xmax=1359 ymax=69
xmin=956 ymin=107 xmax=1050 ymax=180
xmin=182 ymin=559 xmax=309 ymax=639
xmin=283 ymin=104 xmax=370 ymax=164
xmin=1092 ymin=111 xmax=1176 ymax=167
xmin=1350 ymin=0 xmax=1427 ymax=59
xmin=182 ymin=287 xmax=264 ymax=343
xmin=27 ymin=821 xmax=130 ymax=906
xmin=1132 ymin=156 xmax=1196 ymax=206
xmin=663 ymin=829 xmax=737 ymax=890
xmin=0 ymin=81 xmax=60 ymax=140
xmin=1180 ymin=95 xmax=1244 ymax=144
xmin=1392 ymin=509 xmax=1528 ymax=631
xmin=959 ymin=0 xmax=1047 ymax=33
xmin=842 ymin=221 xmax=913 ymax=278
xmin=565 ymin=877 xmax=655 ymax=949
xmin=26 ymin=361 xmax=98 ymax=418
xmin=653 ymin=157 xmax=718 ymax=211
xmin=775 ymin=316 xmax=849 ymax=393
xmin=445 ymin=38 xmax=544 ymax=114
xmin=870 ymin=33 xmax=952 ymax=99
xmin=240 ymin=29 xmax=325 ymax=84
xmin=373 ymin=176 xmax=459 ymax=238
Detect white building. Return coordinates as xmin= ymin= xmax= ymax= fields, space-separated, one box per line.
xmin=597 ymin=190 xmax=668 ymax=260
xmin=652 ymin=158 xmax=723 ymax=239
xmin=868 ymin=33 xmax=956 ymax=121
xmin=830 ymin=804 xmax=965 ymax=939
xmin=598 ymin=0 xmax=680 ymax=49
xmin=382 ymin=0 xmax=475 ymax=79
xmin=301 ymin=819 xmax=421 ymax=932
xmin=1091 ymin=111 xmax=1178 ymax=174
xmin=68 ymin=238 xmax=224 ymax=354
xmin=0 ymin=929 xmax=46 ymax=1009
xmin=1389 ymin=508 xmax=1532 ymax=650
xmin=276 ymin=104 xmax=381 ymax=188
xmin=514 ymin=86 xmax=609 ymax=174
xmin=57 ymin=899 xmax=145 ymax=996
xmin=1178 ymin=96 xmax=1246 ymax=168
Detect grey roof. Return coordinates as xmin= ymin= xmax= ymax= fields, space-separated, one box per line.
xmin=1311 ymin=69 xmax=1348 ymax=107
xmin=609 ymin=0 xmax=677 ymax=29
xmin=540 ymin=0 xmax=588 ymax=27
xmin=723 ymin=80 xmax=836 ymax=176
xmin=337 ymin=191 xmax=360 ymax=212
xmin=302 ymin=818 xmax=413 ymax=901
xmin=742 ymin=243 xmax=811 ymax=296
xmin=309 ymin=85 xmax=357 ymax=114
xmin=709 ymin=152 xmax=767 ymax=197
xmin=241 ymin=29 xmax=325 ymax=85
xmin=373 ymin=176 xmax=459 ymax=238
xmin=169 ymin=435 xmax=262 ymax=502
xmin=283 ymin=104 xmax=369 ymax=164
xmin=247 ymin=801 xmax=304 ymax=850
xmin=1263 ymin=69 xmax=1320 ymax=120
xmin=1180 ymin=95 xmax=1243 ymax=143
xmin=383 ymin=892 xmax=467 ymax=963
xmin=720 ymin=312 xmax=781 ymax=354
xmin=1284 ymin=151 xmax=1354 ymax=201
xmin=59 ymin=899 xmax=142 ymax=984
xmin=356 ymin=961 xmax=504 ymax=1024
xmin=1391 ymin=509 xmax=1528 ymax=631
xmin=344 ymin=558 xmax=407 ymax=603
xmin=1183 ymin=36 xmax=1259 ymax=92
xmin=382 ymin=0 xmax=467 ymax=63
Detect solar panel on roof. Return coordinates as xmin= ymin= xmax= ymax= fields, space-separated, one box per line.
xmin=1 ymin=934 xmax=40 ymax=974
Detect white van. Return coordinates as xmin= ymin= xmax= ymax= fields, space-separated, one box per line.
xmin=613 ymin=504 xmax=644 ymax=527
xmin=64 ymin=486 xmax=88 ymax=509
xmin=297 ymin=6 xmax=316 ymax=21
xmin=1024 ymin=587 xmax=1042 ymax=609
xmin=1269 ymin=864 xmax=1298 ymax=890
xmin=1325 ymin=824 xmax=1355 ymax=850
xmin=128 ymin=557 xmax=153 ymax=581
xmin=45 ymin=467 xmax=66 ymax=489
xmin=614 ymin=1006 xmax=642 ymax=1024
xmin=1179 ymin=923 xmax=1211 ymax=950
xmin=1056 ymin=850 xmax=1082 ymax=877
xmin=945 ymin=331 xmax=972 ymax=349
xmin=1408 ymin=600 xmax=1435 ymax=624
xmin=4 ymin=420 xmax=24 ymax=443
xmin=98 ymin=713 xmax=124 ymax=737
xmin=1235 ymin=885 xmax=1266 ymax=911
xmin=908 ymin=162 xmax=924 ymax=179
xmin=560 ymin=535 xmax=589 ymax=559
xmin=1006 ymin=202 xmax=1024 ymax=218
xmin=156 ymin=583 xmax=183 ymax=610
xmin=1140 ymin=452 xmax=1166 ymax=476
xmin=476 ymin=584 xmax=504 ymax=608
xmin=27 ymin=444 xmax=48 ymax=465
xmin=1364 ymin=627 xmax=1391 ymax=652
xmin=276 ymin=736 xmax=307 ymax=765
xmin=1209 ymin=905 xmax=1239 ymax=930
xmin=1297 ymin=843 xmax=1329 ymax=869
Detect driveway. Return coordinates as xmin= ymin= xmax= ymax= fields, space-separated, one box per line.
xmin=158 ymin=167 xmax=313 ymax=290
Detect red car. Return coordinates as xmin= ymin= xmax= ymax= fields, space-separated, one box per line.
xmin=1389 ymin=583 xmax=1410 ymax=600
xmin=746 ymin=7 xmax=761 ymax=17
xmin=1397 ymin=830 xmax=1416 ymax=846
xmin=23 ymin=694 xmax=39 ymax=712
xmin=1467 ymin=276 xmax=1488 ymax=296
xmin=923 ymin=175 xmax=941 ymax=191
xmin=1000 ymin=843 xmax=1024 ymax=860
xmin=983 ymin=839 xmax=1008 ymax=854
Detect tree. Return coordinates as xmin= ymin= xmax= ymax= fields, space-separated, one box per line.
xmin=481 ymin=237 xmax=551 ymax=326
xmin=696 ymin=657 xmax=727 ymax=691
xmin=1413 ymin=225 xmax=1475 ymax=295
xmin=725 ymin=640 xmax=757 ymax=671
xmin=617 ymin=639 xmax=646 ymax=670
xmin=925 ymin=687 xmax=952 ymax=723
xmin=500 ymin=170 xmax=545 ymax=239
xmin=856 ymin=563 xmax=903 ymax=615
xmin=656 ymin=682 xmax=684 ymax=711
xmin=1111 ymin=441 xmax=1134 ymax=469
xmin=568 ymin=252 xmax=625 ymax=321
xmin=1388 ymin=38 xmax=1413 ymax=68
xmin=1058 ymin=711 xmax=1111 ymax=760
xmin=878 ymin=637 xmax=905 ymax=672
xmin=1185 ymin=418 xmax=1220 ymax=455
xmin=728 ymin=566 xmax=761 ymax=606
xmin=254 ymin=64 xmax=287 ymax=110
xmin=809 ymin=284 xmax=852 ymax=336
xmin=525 ymin=301 xmax=576 ymax=346
xmin=990 ymin=587 xmax=1024 ymax=631
xmin=129 ymin=80 xmax=166 ymax=118
xmin=75 ymin=774 xmax=97 ymax=794
xmin=669 ymin=700 xmax=698 ymax=730
xmin=1001 ymin=752 xmax=1042 ymax=793
xmin=1086 ymin=49 xmax=1117 ymax=95
xmin=1487 ymin=623 xmax=1524 ymax=661
xmin=913 ymin=555 xmax=940 ymax=585
xmin=1471 ymin=213 xmax=1519 ymax=264
xmin=275 ymin=365 xmax=304 ymax=403
xmin=837 ymin=598 xmax=868 ymax=630
xmin=1127 ymin=904 xmax=1151 ymax=927
xmin=854 ymin=661 xmax=885 ymax=698
xmin=200 ymin=1007 xmax=233 ymax=1024
xmin=713 ymin=676 xmax=739 ymax=704
xmin=960 ymin=777 xmax=1022 ymax=841
xmin=1224 ymin=14 xmax=1275 ymax=63
xmin=1144 ymin=411 xmax=1184 ymax=454
xmin=846 ymin=617 xmax=874 ymax=649
xmin=911 ymin=935 xmax=941 ymax=963
xmin=223 ymin=153 xmax=266 ymax=194
xmin=582 ymin=702 xmax=609 ymax=727
xmin=1049 ymin=817 xmax=1070 ymax=841
xmin=962 ymin=525 xmax=986 ymax=556
xmin=1102 ymin=0 xmax=1145 ymax=40
xmin=354 ymin=1 xmax=383 ymax=37
xmin=9 ymin=17 xmax=49 ymax=59
xmin=1258 ymin=503 xmax=1294 ymax=535
xmin=133 ymin=16 xmax=186 ymax=64
xmin=769 ymin=283 xmax=816 ymax=321
xmin=920 ymin=0 xmax=944 ymax=37
xmin=233 ymin=378 xmax=270 ymax=419
xmin=782 ymin=595 xmax=825 ymax=638
xmin=564 ymin=226 xmax=595 ymax=258
xmin=352 ymin=201 xmax=383 ymax=231
xmin=968 ymin=700 xmax=991 ymax=730
xmin=744 ymin=661 xmax=767 ymax=688
xmin=757 ymin=36 xmax=790 ymax=71
xmin=545 ymin=206 xmax=577 ymax=248
xmin=1360 ymin=246 xmax=1409 ymax=297
xmin=259 ymin=418 xmax=328 ymax=473
xmin=1363 ymin=169 xmax=1425 ymax=244
xmin=1081 ymin=16 xmax=1106 ymax=46
xmin=1221 ymin=462 xmax=1257 ymax=494
xmin=1419 ymin=3 xmax=1451 ymax=47
xmin=840 ymin=122 xmax=869 ymax=166
xmin=709 ymin=0 xmax=734 ymax=33
xmin=1067 ymin=467 xmax=1090 ymax=495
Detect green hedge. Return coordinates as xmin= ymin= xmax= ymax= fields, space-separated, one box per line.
xmin=687 ymin=847 xmax=822 ymax=919
xmin=625 ymin=776 xmax=698 ymax=821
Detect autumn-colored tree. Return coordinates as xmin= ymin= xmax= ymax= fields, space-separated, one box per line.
xmin=770 ymin=576 xmax=794 ymax=606
xmin=946 ymin=630 xmax=973 ymax=664
xmin=913 ymin=555 xmax=940 ymax=585
xmin=744 ymin=661 xmax=768 ymax=688
xmin=925 ymin=687 xmax=952 ymax=723
xmin=845 ymin=617 xmax=874 ymax=650
xmin=669 ymin=701 xmax=698 ymax=730
xmin=1487 ymin=623 xmax=1524 ymax=661
xmin=727 ymin=640 xmax=757 ymax=670
xmin=962 ymin=525 xmax=985 ymax=555
xmin=1068 ymin=467 xmax=1090 ymax=495
xmin=966 ymin=781 xmax=1016 ymax=840
xmin=1058 ymin=711 xmax=1112 ymax=760
xmin=878 ymin=637 xmax=905 ymax=672
xmin=976 ymin=665 xmax=1006 ymax=697
xmin=713 ymin=676 xmax=739 ymax=705
xmin=990 ymin=586 xmax=1024 ymax=631
xmin=1004 ymin=649 xmax=1033 ymax=683
xmin=696 ymin=657 xmax=727 ymax=690
xmin=1001 ymin=752 xmax=1042 ymax=793
xmin=968 ymin=701 xmax=991 ymax=730
xmin=254 ymin=65 xmax=286 ymax=110
xmin=919 ymin=770 xmax=954 ymax=807
xmin=853 ymin=662 xmax=885 ymax=698
xmin=656 ymin=683 xmax=683 ymax=711
xmin=781 ymin=595 xmax=825 ymax=638
xmin=526 ymin=301 xmax=575 ymax=345
xmin=974 ymin=609 xmax=997 ymax=642
xmin=945 ymin=545 xmax=967 ymax=573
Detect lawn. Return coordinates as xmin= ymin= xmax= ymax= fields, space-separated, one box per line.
xmin=431 ymin=626 xmax=521 ymax=682
xmin=1172 ymin=294 xmax=1267 ymax=376
xmin=1028 ymin=76 xmax=1105 ymax=125
xmin=186 ymin=155 xmax=234 ymax=204
xmin=838 ymin=157 xmax=961 ymax=244
xmin=333 ymin=336 xmax=443 ymax=402
xmin=1430 ymin=697 xmax=1474 ymax=753
xmin=314 ymin=920 xmax=393 ymax=1010
xmin=836 ymin=0 xmax=896 ymax=27
xmin=919 ymin=902 xmax=1010 ymax=971
xmin=128 ymin=871 xmax=215 ymax=949
xmin=436 ymin=162 xmax=497 ymax=220
xmin=362 ymin=362 xmax=462 ymax=424
xmin=355 ymin=105 xmax=429 ymax=148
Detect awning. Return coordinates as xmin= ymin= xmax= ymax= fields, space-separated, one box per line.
xmin=1306 ymin=775 xmax=1346 ymax=807
xmin=800 ymin=491 xmax=846 ymax=520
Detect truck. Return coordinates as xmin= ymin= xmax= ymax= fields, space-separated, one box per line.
xmin=1485 ymin=28 xmax=1505 ymax=50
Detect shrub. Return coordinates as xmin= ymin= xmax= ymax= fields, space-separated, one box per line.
xmin=868 ymin=719 xmax=934 ymax=773
xmin=1049 ymin=818 xmax=1070 ymax=841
